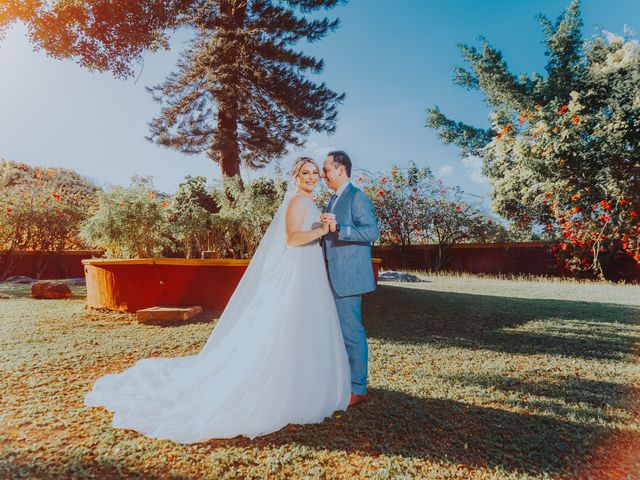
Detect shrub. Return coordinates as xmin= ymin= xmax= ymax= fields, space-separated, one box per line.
xmin=0 ymin=160 xmax=100 ymax=277
xmin=169 ymin=176 xmax=219 ymax=258
xmin=209 ymin=176 xmax=288 ymax=258
xmin=80 ymin=176 xmax=172 ymax=258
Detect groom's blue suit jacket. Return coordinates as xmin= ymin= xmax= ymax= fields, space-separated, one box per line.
xmin=323 ymin=183 xmax=380 ymax=297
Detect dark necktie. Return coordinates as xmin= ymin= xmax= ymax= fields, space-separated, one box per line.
xmin=327 ymin=194 xmax=338 ymax=213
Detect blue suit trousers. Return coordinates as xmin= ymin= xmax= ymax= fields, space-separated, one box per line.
xmin=331 ymin=284 xmax=368 ymax=395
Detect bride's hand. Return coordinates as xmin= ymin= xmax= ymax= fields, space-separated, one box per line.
xmin=318 ymin=220 xmax=330 ymax=236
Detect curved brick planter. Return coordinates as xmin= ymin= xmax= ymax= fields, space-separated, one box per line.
xmin=82 ymin=258 xmax=382 ymax=313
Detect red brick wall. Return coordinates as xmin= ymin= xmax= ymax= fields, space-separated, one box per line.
xmin=373 ymin=242 xmax=640 ymax=282
xmin=3 ymin=244 xmax=637 ymax=282
xmin=0 ymin=250 xmax=104 ymax=279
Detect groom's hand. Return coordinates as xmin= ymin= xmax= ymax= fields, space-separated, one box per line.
xmin=321 ymin=213 xmax=337 ymax=233
xmin=320 ymin=213 xmax=335 ymax=223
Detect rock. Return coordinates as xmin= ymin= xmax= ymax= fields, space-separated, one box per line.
xmin=31 ymin=282 xmax=73 ymax=299
xmin=4 ymin=276 xmax=35 ymax=284
xmin=378 ymin=271 xmax=423 ymax=283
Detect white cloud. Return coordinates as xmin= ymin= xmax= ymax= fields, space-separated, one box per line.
xmin=437 ymin=164 xmax=454 ymax=177
xmin=462 ymin=156 xmax=488 ymax=184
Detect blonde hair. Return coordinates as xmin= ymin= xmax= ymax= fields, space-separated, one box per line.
xmin=290 ymin=157 xmax=320 ymax=179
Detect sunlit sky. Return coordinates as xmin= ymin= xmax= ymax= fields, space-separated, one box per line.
xmin=1 ymin=0 xmax=639 ymax=214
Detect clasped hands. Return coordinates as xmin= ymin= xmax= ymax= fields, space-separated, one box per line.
xmin=320 ymin=213 xmax=338 ymax=234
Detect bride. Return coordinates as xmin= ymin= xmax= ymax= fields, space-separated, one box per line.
xmin=84 ymin=157 xmax=351 ymax=444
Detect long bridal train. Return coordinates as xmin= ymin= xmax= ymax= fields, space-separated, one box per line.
xmin=84 ymin=193 xmax=351 ymax=443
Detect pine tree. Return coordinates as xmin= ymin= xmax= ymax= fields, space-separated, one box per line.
xmin=1 ymin=1 xmax=346 ymax=178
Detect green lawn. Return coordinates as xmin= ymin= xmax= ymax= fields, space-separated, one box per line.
xmin=1 ymin=275 xmax=639 ymax=479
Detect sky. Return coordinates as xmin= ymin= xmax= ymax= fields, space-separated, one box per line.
xmin=0 ymin=0 xmax=639 ymax=215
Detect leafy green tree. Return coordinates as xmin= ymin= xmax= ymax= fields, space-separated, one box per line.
xmin=80 ymin=176 xmax=172 ymax=258
xmin=426 ymin=0 xmax=640 ymax=279
xmin=169 ymin=175 xmax=219 ymax=258
xmin=1 ymin=1 xmax=346 ymax=179
xmin=209 ymin=175 xmax=288 ymax=258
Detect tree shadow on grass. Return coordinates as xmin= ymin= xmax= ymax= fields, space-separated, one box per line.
xmin=445 ymin=373 xmax=640 ymax=411
xmin=196 ymin=386 xmax=636 ymax=477
xmin=363 ymin=285 xmax=640 ymax=361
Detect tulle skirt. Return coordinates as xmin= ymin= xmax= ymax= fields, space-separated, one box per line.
xmin=84 ymin=242 xmax=351 ymax=443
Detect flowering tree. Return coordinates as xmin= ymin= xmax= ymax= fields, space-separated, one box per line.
xmin=0 ymin=160 xmax=100 ymax=278
xmin=358 ymin=162 xmax=504 ymax=268
xmin=358 ymin=163 xmax=434 ymax=248
xmin=80 ymin=176 xmax=173 ymax=258
xmin=428 ymin=185 xmax=507 ymax=270
xmin=426 ymin=0 xmax=640 ymax=279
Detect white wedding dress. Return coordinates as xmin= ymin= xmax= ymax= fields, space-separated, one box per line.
xmin=84 ymin=188 xmax=351 ymax=443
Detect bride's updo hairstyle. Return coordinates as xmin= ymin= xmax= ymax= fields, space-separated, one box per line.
xmin=290 ymin=156 xmax=320 ymax=180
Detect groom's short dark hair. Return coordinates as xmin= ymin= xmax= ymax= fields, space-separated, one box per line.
xmin=327 ymin=150 xmax=352 ymax=177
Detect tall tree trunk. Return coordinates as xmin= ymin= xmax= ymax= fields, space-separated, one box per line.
xmin=216 ymin=102 xmax=241 ymax=178
xmin=214 ymin=0 xmax=246 ymax=179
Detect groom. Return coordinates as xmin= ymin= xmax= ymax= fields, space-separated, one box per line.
xmin=321 ymin=150 xmax=380 ymax=407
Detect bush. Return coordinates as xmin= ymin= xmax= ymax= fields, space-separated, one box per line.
xmin=80 ymin=176 xmax=172 ymax=258
xmin=169 ymin=176 xmax=219 ymax=259
xmin=208 ymin=176 xmax=288 ymax=259
xmin=0 ymin=160 xmax=100 ymax=277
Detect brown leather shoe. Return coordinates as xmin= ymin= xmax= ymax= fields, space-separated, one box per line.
xmin=349 ymin=393 xmax=367 ymax=407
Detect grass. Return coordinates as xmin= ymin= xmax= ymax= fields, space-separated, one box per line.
xmin=0 ymin=274 xmax=639 ymax=479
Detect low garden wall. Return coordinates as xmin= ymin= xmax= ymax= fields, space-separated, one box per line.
xmin=373 ymin=242 xmax=555 ymax=274
xmin=0 ymin=250 xmax=104 ymax=280
xmin=3 ymin=243 xmax=638 ymax=283
xmin=373 ymin=242 xmax=640 ymax=282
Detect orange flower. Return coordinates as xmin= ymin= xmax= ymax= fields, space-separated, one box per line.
xmin=377 ymin=190 xmax=384 ymax=196
xmin=34 ymin=170 xmax=43 ymax=178
xmin=558 ymin=104 xmax=568 ymax=115
xmin=52 ymin=193 xmax=61 ymax=201
xmin=571 ymin=116 xmax=580 ymax=124
xmin=631 ymin=211 xmax=638 ymax=218
xmin=6 ymin=208 xmax=12 ymax=214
